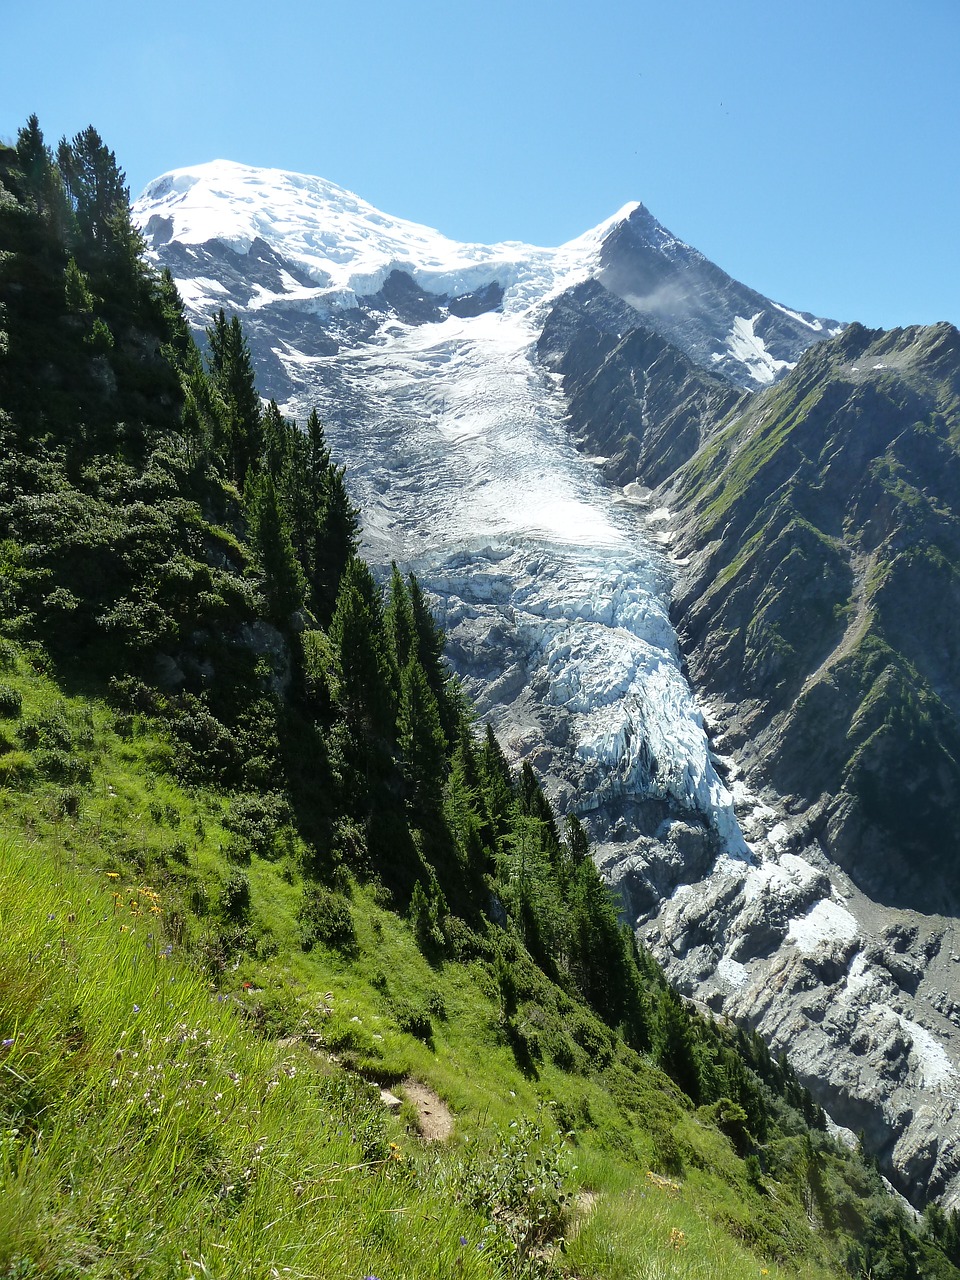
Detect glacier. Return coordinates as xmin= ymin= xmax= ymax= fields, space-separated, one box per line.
xmin=284 ymin=279 xmax=749 ymax=859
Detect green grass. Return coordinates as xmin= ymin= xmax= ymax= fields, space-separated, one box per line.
xmin=0 ymin=639 xmax=906 ymax=1279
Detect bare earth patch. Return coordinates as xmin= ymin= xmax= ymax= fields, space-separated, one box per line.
xmin=400 ymin=1078 xmax=453 ymax=1141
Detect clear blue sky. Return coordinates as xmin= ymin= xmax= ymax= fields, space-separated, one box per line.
xmin=3 ymin=0 xmax=957 ymax=329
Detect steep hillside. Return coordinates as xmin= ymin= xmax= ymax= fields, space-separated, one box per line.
xmin=669 ymin=321 xmax=960 ymax=914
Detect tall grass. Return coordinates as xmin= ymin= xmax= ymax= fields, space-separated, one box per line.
xmin=0 ymin=842 xmax=509 ymax=1279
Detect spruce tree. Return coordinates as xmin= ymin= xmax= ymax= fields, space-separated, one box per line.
xmin=205 ymin=310 xmax=263 ymax=485
xmin=407 ymin=573 xmax=458 ymax=741
xmin=57 ymin=125 xmax=129 ymax=252
xmin=313 ymin=464 xmax=360 ymax=623
xmin=329 ymin=558 xmax=396 ymax=742
xmin=247 ymin=472 xmax=307 ymax=623
xmin=385 ymin=563 xmax=417 ymax=670
xmin=397 ymin=656 xmax=447 ymax=812
xmin=16 ymin=115 xmax=71 ymax=238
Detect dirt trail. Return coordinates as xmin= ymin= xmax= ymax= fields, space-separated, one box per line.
xmin=400 ymin=1078 xmax=454 ymax=1142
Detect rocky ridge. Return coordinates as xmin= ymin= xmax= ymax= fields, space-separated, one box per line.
xmin=544 ymin=293 xmax=960 ymax=1206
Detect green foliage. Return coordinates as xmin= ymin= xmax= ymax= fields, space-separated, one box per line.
xmin=298 ymin=883 xmax=356 ymax=952
xmin=246 ymin=470 xmax=307 ymax=621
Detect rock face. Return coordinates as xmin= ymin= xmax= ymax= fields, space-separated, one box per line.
xmin=596 ymin=203 xmax=843 ymax=389
xmin=537 ymin=281 xmax=749 ymax=487
xmin=134 ymin=162 xmax=960 ymax=1209
xmin=666 ymin=321 xmax=960 ymax=916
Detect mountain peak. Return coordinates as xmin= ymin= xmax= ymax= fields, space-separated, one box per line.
xmin=134 ymin=161 xmax=840 ymax=390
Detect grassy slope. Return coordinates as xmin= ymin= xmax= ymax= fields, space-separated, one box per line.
xmin=0 ymin=639 xmax=848 ymax=1280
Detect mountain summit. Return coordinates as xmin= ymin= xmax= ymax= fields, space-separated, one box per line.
xmin=135 ymin=160 xmax=839 ymax=394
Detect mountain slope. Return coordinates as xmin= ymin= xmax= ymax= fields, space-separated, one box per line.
xmin=130 ymin=157 xmax=960 ymax=1208
xmin=669 ymin=320 xmax=960 ymax=912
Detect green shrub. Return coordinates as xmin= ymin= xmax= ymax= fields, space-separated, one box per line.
xmin=392 ymin=997 xmax=433 ymax=1043
xmin=297 ymin=885 xmax=355 ymax=952
xmin=0 ymin=684 xmax=22 ymax=718
xmin=220 ymin=870 xmax=250 ymax=923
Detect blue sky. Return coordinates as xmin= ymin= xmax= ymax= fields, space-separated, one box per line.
xmin=3 ymin=0 xmax=957 ymax=329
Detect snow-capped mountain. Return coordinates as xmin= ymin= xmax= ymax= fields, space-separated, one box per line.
xmin=134 ymin=162 xmax=960 ymax=1208
xmin=137 ymin=160 xmax=839 ymax=395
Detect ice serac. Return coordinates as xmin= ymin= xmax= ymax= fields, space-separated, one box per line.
xmin=133 ymin=163 xmax=960 ymax=1207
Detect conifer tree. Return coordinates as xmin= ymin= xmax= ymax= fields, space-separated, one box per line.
xmin=329 ymin=558 xmax=396 ymax=742
xmin=564 ymin=813 xmax=590 ymax=865
xmin=479 ymin=723 xmax=515 ymax=846
xmin=247 ymin=472 xmax=307 ymax=623
xmin=397 ymin=657 xmax=447 ymax=812
xmin=16 ymin=115 xmax=71 ymax=238
xmin=56 ymin=126 xmax=143 ymax=297
xmin=653 ymin=987 xmax=703 ymax=1102
xmin=385 ymin=563 xmax=417 ymax=671
xmin=407 ymin=573 xmax=458 ymax=741
xmin=443 ymin=728 xmax=490 ymax=879
xmin=312 ymin=464 xmax=360 ymax=623
xmin=262 ymin=399 xmax=292 ymax=482
xmin=205 ymin=310 xmax=263 ymax=485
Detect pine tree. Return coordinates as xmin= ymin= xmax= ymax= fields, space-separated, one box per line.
xmin=329 ymin=558 xmax=396 ymax=742
xmin=443 ymin=728 xmax=490 ymax=880
xmin=262 ymin=399 xmax=292 ymax=482
xmin=205 ymin=310 xmax=263 ymax=486
xmin=407 ymin=573 xmax=458 ymax=741
xmin=479 ymin=723 xmax=515 ymax=847
xmin=56 ymin=126 xmax=139 ymax=283
xmin=247 ymin=472 xmax=307 ymax=623
xmin=653 ymin=988 xmax=703 ymax=1102
xmin=16 ymin=115 xmax=72 ymax=238
xmin=564 ymin=814 xmax=590 ymax=865
xmin=385 ymin=563 xmax=417 ymax=670
xmin=312 ymin=464 xmax=360 ymax=623
xmin=397 ymin=657 xmax=447 ymax=812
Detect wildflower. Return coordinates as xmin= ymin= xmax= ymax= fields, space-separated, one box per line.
xmin=133 ymin=1005 xmax=140 ymax=1014
xmin=1 ymin=1038 xmax=14 ymax=1051
xmin=459 ymin=1236 xmax=468 ymax=1247
xmin=668 ymin=1228 xmax=687 ymax=1250
xmin=106 ymin=872 xmax=119 ymax=879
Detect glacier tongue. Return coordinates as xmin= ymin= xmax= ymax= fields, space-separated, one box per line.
xmin=284 ymin=288 xmax=747 ymax=861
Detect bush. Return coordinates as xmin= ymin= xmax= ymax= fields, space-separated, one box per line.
xmin=223 ymin=790 xmax=290 ymax=859
xmin=297 ymin=885 xmax=355 ymax=952
xmin=220 ymin=870 xmax=250 ymax=923
xmin=392 ymin=996 xmax=433 ymax=1043
xmin=0 ymin=684 xmax=22 ymax=718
